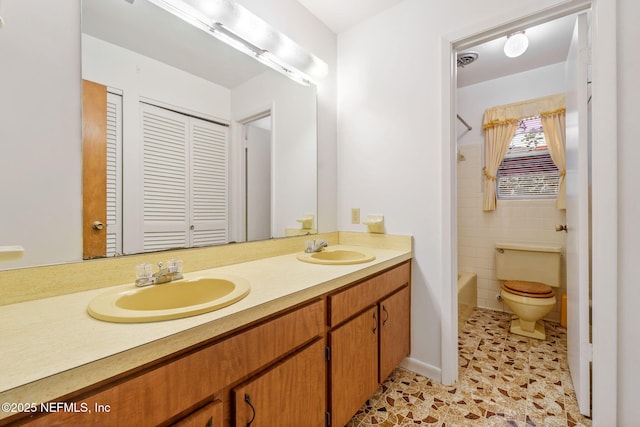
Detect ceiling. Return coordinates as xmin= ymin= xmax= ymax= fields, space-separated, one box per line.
xmin=297 ymin=0 xmax=405 ymax=34
xmin=456 ymin=14 xmax=577 ymax=87
xmin=297 ymin=0 xmax=578 ymax=87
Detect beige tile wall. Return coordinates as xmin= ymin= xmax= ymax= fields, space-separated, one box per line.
xmin=457 ymin=144 xmax=567 ymax=322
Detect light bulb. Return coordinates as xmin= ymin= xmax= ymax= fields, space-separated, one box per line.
xmin=504 ymin=31 xmax=529 ymax=58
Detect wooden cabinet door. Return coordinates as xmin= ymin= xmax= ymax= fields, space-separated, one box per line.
xmin=328 ymin=306 xmax=379 ymax=427
xmin=172 ymin=400 xmax=223 ymax=427
xmin=233 ymin=339 xmax=326 ymax=427
xmin=379 ymin=286 xmax=411 ymax=382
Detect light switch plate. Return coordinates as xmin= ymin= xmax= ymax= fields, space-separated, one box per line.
xmin=351 ymin=208 xmax=360 ymax=224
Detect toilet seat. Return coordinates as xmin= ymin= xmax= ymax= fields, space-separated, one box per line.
xmin=502 ymin=280 xmax=554 ymax=298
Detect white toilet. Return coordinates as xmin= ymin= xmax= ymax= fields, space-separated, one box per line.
xmin=495 ymin=243 xmax=562 ymax=340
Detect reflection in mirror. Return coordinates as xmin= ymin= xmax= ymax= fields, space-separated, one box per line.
xmin=82 ymin=0 xmax=318 ymax=258
xmin=0 ymin=0 xmax=319 ymax=270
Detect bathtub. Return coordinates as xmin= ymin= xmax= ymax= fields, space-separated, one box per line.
xmin=458 ymin=272 xmax=477 ymax=331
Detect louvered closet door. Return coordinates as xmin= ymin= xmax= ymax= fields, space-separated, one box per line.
xmin=141 ymin=103 xmax=190 ymax=252
xmin=190 ymin=117 xmax=228 ymax=246
xmin=106 ymin=92 xmax=122 ymax=256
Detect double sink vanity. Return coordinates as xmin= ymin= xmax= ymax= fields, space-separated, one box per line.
xmin=87 ymin=246 xmax=375 ymax=323
xmin=0 ymin=232 xmax=412 ymax=426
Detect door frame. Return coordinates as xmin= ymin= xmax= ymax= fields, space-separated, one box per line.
xmin=440 ymin=0 xmax=617 ymax=424
xmin=243 ymin=114 xmax=273 ymax=241
xmin=230 ymin=105 xmax=275 ymax=243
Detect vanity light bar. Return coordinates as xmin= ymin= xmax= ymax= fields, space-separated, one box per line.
xmin=145 ymin=0 xmax=327 ymax=86
xmin=212 ymin=23 xmax=311 ymax=86
xmin=146 ymin=0 xmax=211 ymax=34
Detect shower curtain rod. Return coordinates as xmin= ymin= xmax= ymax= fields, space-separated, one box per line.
xmin=457 ymin=114 xmax=472 ymax=131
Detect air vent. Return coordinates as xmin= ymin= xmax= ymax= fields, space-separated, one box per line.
xmin=457 ymin=52 xmax=479 ymax=68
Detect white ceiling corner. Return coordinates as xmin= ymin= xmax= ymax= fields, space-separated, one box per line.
xmin=296 ymin=0 xmax=405 ymax=33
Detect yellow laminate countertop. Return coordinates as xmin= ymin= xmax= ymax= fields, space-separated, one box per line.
xmin=0 ymin=243 xmax=411 ymax=418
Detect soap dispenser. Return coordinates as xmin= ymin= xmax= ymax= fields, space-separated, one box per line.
xmin=363 ymin=215 xmax=384 ymax=234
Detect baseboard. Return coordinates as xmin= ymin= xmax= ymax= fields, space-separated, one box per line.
xmin=399 ymin=357 xmax=441 ymax=382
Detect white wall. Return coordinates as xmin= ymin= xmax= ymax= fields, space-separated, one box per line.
xmin=617 ymin=0 xmax=640 ymax=422
xmin=82 ymin=35 xmax=231 ymax=121
xmin=0 ymin=0 xmax=82 ymax=269
xmin=457 ymin=63 xmax=567 ymax=321
xmin=231 ymin=70 xmax=317 ymax=238
xmin=337 ymin=0 xmax=588 ymax=379
xmin=237 ymin=0 xmax=338 ymax=234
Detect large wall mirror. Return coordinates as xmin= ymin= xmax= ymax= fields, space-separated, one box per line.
xmin=0 ymin=0 xmax=318 ymax=270
xmin=82 ymin=0 xmax=318 ymax=256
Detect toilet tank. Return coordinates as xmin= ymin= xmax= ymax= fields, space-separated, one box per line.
xmin=495 ymin=243 xmax=563 ymax=287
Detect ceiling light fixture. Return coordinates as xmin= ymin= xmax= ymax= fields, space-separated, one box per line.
xmin=145 ymin=0 xmax=328 ymax=86
xmin=503 ymin=31 xmax=529 ymax=58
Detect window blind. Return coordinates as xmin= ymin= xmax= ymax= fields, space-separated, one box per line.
xmin=497 ymin=116 xmax=560 ymax=199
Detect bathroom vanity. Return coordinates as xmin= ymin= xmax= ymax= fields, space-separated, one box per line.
xmin=0 ymin=235 xmax=411 ymax=427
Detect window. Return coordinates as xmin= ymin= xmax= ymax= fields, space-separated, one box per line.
xmin=496 ymin=116 xmax=560 ymax=199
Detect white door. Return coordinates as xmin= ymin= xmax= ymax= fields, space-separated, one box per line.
xmin=189 ymin=117 xmax=229 ymax=247
xmin=565 ymin=12 xmax=591 ymax=417
xmin=140 ymin=103 xmax=229 ymax=252
xmin=140 ymin=103 xmax=190 ymax=252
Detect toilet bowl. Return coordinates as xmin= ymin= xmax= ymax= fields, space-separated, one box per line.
xmin=500 ymin=280 xmax=557 ymax=340
xmin=495 ymin=243 xmax=563 ymax=340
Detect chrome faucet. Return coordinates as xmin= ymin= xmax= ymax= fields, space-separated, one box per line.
xmin=135 ymin=260 xmax=183 ymax=287
xmin=305 ymin=239 xmax=328 ymax=253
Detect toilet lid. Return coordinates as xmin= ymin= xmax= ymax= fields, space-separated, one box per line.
xmin=502 ymin=280 xmax=555 ymax=298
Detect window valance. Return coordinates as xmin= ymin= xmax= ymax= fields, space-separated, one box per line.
xmin=483 ymin=94 xmax=565 ymax=130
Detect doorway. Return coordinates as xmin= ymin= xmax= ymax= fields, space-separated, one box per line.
xmin=243 ymin=114 xmax=273 ymax=241
xmin=442 ymin=1 xmax=618 ymax=424
xmin=455 ymin=11 xmax=592 ymax=416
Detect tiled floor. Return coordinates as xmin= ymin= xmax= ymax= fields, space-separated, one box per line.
xmin=347 ymin=308 xmax=592 ymax=426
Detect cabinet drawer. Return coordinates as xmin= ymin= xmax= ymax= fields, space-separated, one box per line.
xmin=327 ymin=262 xmax=410 ymax=326
xmin=22 ymin=299 xmax=324 ymax=427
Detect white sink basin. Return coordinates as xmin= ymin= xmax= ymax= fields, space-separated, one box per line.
xmin=87 ymin=275 xmax=250 ymax=323
xmin=296 ymin=249 xmax=375 ymax=265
